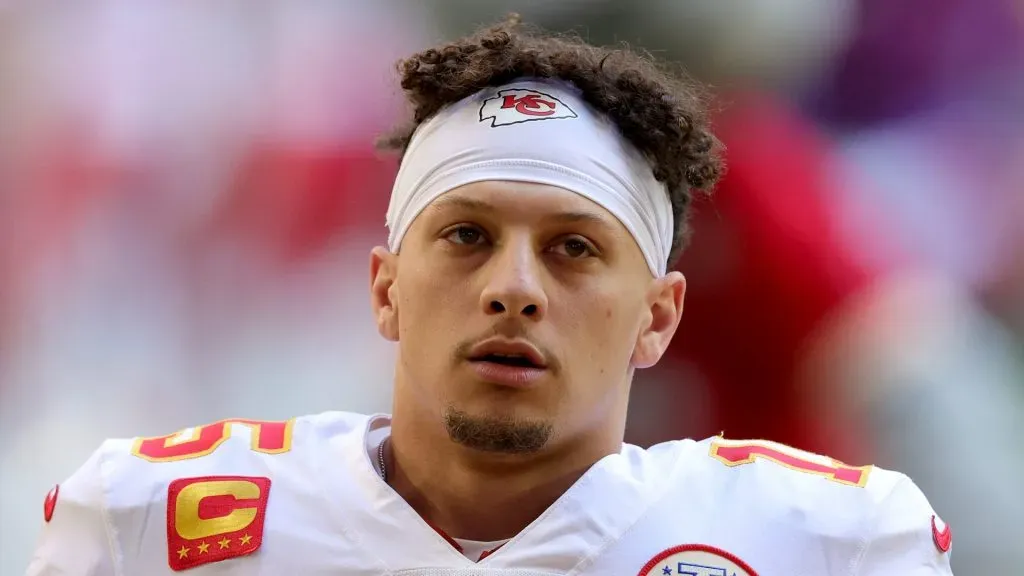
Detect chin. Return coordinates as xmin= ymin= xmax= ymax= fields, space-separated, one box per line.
xmin=442 ymin=406 xmax=554 ymax=455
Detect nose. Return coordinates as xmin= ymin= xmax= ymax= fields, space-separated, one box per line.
xmin=479 ymin=237 xmax=548 ymax=320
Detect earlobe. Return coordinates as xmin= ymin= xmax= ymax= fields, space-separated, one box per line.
xmin=369 ymin=246 xmax=400 ymax=342
xmin=631 ymin=272 xmax=686 ymax=369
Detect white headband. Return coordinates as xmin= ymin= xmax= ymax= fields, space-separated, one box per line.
xmin=385 ymin=79 xmax=674 ymax=276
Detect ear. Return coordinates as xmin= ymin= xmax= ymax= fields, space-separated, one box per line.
xmin=369 ymin=246 xmax=400 ymax=342
xmin=631 ymin=271 xmax=686 ymax=369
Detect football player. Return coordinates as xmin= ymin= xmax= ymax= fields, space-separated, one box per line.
xmin=27 ymin=15 xmax=954 ymax=576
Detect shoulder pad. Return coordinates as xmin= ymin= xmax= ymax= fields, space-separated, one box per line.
xmin=30 ymin=411 xmax=369 ymax=573
xmin=698 ymin=437 xmax=898 ymax=533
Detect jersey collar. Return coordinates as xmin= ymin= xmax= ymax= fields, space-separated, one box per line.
xmin=319 ymin=414 xmax=669 ymax=573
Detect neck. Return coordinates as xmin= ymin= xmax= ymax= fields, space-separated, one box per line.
xmin=385 ymin=412 xmax=622 ymax=542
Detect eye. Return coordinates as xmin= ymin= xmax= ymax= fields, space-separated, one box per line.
xmin=550 ymin=236 xmax=597 ymax=259
xmin=443 ymin=225 xmax=487 ymax=246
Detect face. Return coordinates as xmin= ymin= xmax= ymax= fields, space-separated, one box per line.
xmin=370 ymin=181 xmax=686 ymax=454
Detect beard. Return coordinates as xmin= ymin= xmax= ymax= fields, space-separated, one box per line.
xmin=443 ymin=407 xmax=553 ymax=454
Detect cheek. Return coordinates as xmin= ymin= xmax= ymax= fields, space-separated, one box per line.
xmin=396 ymin=268 xmax=470 ymax=347
xmin=562 ymin=290 xmax=640 ymax=372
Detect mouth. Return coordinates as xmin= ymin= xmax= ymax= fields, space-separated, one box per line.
xmin=470 ymin=353 xmax=543 ymax=369
xmin=465 ymin=339 xmax=549 ymax=387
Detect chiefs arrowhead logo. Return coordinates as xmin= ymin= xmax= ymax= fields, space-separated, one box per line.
xmin=43 ymin=485 xmax=59 ymax=523
xmin=932 ymin=514 xmax=952 ymax=553
xmin=479 ymin=88 xmax=578 ymax=127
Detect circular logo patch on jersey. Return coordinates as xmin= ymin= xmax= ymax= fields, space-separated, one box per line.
xmin=638 ymin=543 xmax=759 ymax=576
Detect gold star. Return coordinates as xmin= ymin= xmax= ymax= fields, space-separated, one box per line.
xmin=238 ymin=533 xmax=253 ymax=547
xmin=176 ymin=545 xmax=189 ymax=559
xmin=218 ymin=537 xmax=231 ymax=550
xmin=197 ymin=541 xmax=210 ymax=554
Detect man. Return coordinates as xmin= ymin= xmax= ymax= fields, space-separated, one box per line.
xmin=26 ymin=16 xmax=954 ymax=575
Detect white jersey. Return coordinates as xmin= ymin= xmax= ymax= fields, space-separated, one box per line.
xmin=26 ymin=411 xmax=954 ymax=575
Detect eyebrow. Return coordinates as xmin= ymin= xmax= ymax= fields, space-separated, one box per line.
xmin=429 ymin=195 xmax=619 ymax=231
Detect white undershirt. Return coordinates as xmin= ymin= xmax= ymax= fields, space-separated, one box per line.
xmin=452 ymin=537 xmax=510 ymax=562
xmin=364 ymin=421 xmax=510 ymax=562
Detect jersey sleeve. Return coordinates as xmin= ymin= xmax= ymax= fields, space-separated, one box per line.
xmin=25 ymin=444 xmax=120 ymax=576
xmin=854 ymin=475 xmax=954 ymax=575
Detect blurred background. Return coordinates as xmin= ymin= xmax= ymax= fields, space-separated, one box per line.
xmin=0 ymin=1 xmax=1021 ymax=573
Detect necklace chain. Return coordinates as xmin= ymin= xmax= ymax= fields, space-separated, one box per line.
xmin=376 ymin=438 xmax=387 ymax=482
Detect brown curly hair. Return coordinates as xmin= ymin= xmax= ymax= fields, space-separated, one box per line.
xmin=378 ymin=15 xmax=724 ymax=265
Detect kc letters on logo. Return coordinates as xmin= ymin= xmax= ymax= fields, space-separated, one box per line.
xmin=166 ymin=476 xmax=271 ymax=571
xmin=479 ymin=87 xmax=578 ymax=127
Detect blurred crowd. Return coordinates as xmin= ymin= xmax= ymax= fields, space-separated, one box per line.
xmin=1 ymin=2 xmax=1021 ymax=574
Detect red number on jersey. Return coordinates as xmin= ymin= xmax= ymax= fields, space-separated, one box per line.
xmin=131 ymin=418 xmax=295 ymax=462
xmin=710 ymin=438 xmax=872 ymax=487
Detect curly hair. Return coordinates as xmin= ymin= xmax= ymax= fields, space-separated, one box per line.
xmin=378 ymin=15 xmax=724 ymax=265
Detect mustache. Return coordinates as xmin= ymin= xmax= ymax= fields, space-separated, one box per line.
xmin=453 ymin=322 xmax=559 ymax=374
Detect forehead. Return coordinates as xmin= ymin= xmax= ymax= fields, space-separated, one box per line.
xmin=425 ymin=181 xmax=627 ymax=233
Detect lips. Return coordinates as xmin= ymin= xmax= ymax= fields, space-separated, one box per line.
xmin=467 ymin=339 xmax=547 ymax=369
xmin=466 ymin=338 xmax=548 ymax=387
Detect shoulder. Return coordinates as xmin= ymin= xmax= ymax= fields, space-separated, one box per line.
xmin=56 ymin=411 xmax=371 ymax=517
xmin=29 ymin=411 xmax=372 ymax=574
xmin=646 ymin=436 xmax=953 ymax=574
xmin=675 ymin=435 xmax=919 ymax=519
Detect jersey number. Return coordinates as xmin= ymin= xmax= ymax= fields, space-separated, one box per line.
xmin=131 ymin=418 xmax=295 ymax=462
xmin=710 ymin=439 xmax=872 ymax=487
